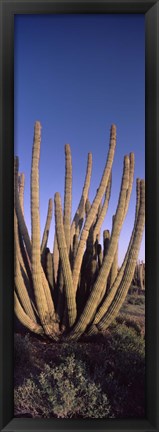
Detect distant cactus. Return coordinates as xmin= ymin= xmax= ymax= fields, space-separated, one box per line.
xmin=14 ymin=122 xmax=145 ymax=341
xmin=131 ymin=260 xmax=145 ymax=293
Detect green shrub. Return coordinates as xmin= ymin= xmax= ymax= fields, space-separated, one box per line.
xmin=14 ymin=323 xmax=145 ymax=419
xmin=93 ymin=325 xmax=145 ymax=418
xmin=14 ymin=354 xmax=112 ymax=418
xmin=127 ymin=295 xmax=145 ymax=306
xmin=114 ymin=315 xmax=142 ymax=336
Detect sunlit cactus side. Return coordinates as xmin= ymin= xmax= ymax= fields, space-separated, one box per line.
xmin=14 ymin=122 xmax=145 ymax=341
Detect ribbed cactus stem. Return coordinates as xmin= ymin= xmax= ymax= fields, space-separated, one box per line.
xmin=124 ymin=152 xmax=135 ymax=217
xmin=73 ymin=124 xmax=116 ymax=294
xmin=14 ymin=122 xmax=145 ymax=342
xmin=53 ymin=234 xmax=59 ymax=284
xmin=64 ymin=144 xmax=72 ymax=251
xmin=14 ymin=210 xmax=36 ymax=321
xmin=69 ymin=154 xmax=129 ymax=339
xmin=18 ymin=173 xmax=25 ymax=215
xmin=25 ymin=151 xmax=55 ymax=321
xmin=14 ymin=157 xmax=32 ymax=259
xmin=14 ymin=291 xmax=43 ymax=335
xmin=14 ymin=202 xmax=30 ymax=283
xmin=56 ymin=262 xmax=65 ymax=322
xmin=72 ymin=234 xmax=79 ymax=264
xmin=93 ymin=173 xmax=112 ymax=242
xmin=46 ymin=251 xmax=54 ymax=291
xmin=92 ymin=178 xmax=143 ymax=326
xmin=109 ymin=216 xmax=118 ymax=288
xmin=71 ymin=152 xmax=92 ymax=243
xmin=97 ymin=180 xmax=145 ymax=331
xmin=41 ymin=198 xmax=53 ymax=256
xmin=54 ymin=192 xmax=77 ymax=327
xmin=31 ymin=122 xmax=54 ymax=335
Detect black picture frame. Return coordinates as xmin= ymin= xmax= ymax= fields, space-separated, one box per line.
xmin=0 ymin=0 xmax=159 ymax=431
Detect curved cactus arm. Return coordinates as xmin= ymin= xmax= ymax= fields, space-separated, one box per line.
xmin=31 ymin=122 xmax=55 ymax=335
xmin=14 ymin=210 xmax=37 ymax=322
xmin=124 ymin=152 xmax=135 ymax=217
xmin=14 ymin=157 xmax=32 ymax=259
xmin=15 ymin=162 xmax=32 ymax=275
xmin=64 ymin=144 xmax=72 ymax=251
xmin=15 ymin=149 xmax=55 ymax=324
xmin=109 ymin=216 xmax=118 ymax=289
xmin=14 ymin=204 xmax=31 ymax=284
xmin=18 ymin=173 xmax=25 ymax=215
xmin=92 ymin=178 xmax=142 ymax=326
xmin=41 ymin=198 xmax=53 ymax=257
xmin=93 ymin=173 xmax=112 ymax=242
xmin=14 ymin=252 xmax=37 ymax=322
xmin=54 ymin=192 xmax=77 ymax=327
xmin=69 ymin=154 xmax=129 ymax=340
xmin=100 ymin=153 xmax=134 ymax=297
xmin=71 ymin=152 xmax=92 ymax=243
xmin=14 ymin=291 xmax=44 ymax=335
xmin=71 ymin=233 xmax=79 ymax=267
xmin=96 ymin=180 xmax=145 ymax=331
xmin=109 ymin=245 xmax=118 ymax=290
xmin=72 ymin=124 xmax=117 ymax=294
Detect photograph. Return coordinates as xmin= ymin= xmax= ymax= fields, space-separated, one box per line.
xmin=14 ymin=13 xmax=145 ymax=419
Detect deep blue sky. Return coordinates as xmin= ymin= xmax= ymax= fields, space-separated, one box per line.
xmin=14 ymin=14 xmax=145 ymax=265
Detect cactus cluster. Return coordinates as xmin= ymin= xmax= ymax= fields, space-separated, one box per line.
xmin=14 ymin=122 xmax=145 ymax=341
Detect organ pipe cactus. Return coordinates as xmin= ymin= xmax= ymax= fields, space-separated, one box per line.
xmin=14 ymin=121 xmax=145 ymax=341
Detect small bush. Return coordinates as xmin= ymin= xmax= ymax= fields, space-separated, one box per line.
xmin=114 ymin=315 xmax=142 ymax=336
xmin=93 ymin=324 xmax=145 ymax=418
xmin=14 ymin=354 xmax=112 ymax=418
xmin=14 ymin=322 xmax=145 ymax=419
xmin=127 ymin=295 xmax=145 ymax=306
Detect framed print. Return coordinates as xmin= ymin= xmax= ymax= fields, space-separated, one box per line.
xmin=0 ymin=1 xmax=159 ymax=431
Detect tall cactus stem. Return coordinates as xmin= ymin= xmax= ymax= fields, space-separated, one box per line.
xmin=64 ymin=144 xmax=72 ymax=251
xmin=71 ymin=152 xmax=92 ymax=244
xmin=97 ymin=180 xmax=145 ymax=331
xmin=69 ymin=154 xmax=130 ymax=339
xmin=73 ymin=124 xmax=117 ymax=293
xmin=54 ymin=192 xmax=77 ymax=327
xmin=31 ymin=121 xmax=55 ymax=335
xmin=41 ymin=198 xmax=53 ymax=258
xmin=18 ymin=173 xmax=25 ymax=215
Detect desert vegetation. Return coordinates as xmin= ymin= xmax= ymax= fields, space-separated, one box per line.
xmin=14 ymin=305 xmax=145 ymax=418
xmin=14 ymin=122 xmax=145 ymax=418
xmin=14 ymin=122 xmax=145 ymax=341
